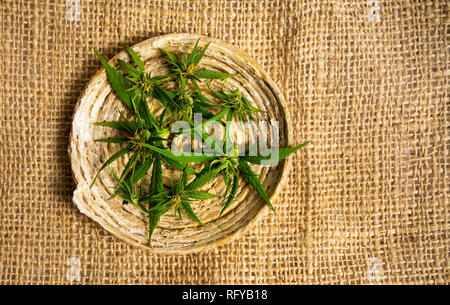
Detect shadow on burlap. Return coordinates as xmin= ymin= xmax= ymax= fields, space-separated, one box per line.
xmin=0 ymin=0 xmax=447 ymax=284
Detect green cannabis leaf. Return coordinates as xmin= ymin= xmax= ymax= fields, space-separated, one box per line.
xmin=241 ymin=141 xmax=311 ymax=165
xmin=94 ymin=49 xmax=134 ymax=110
xmin=91 ymin=39 xmax=310 ymax=245
xmin=160 ymin=88 xmax=218 ymax=123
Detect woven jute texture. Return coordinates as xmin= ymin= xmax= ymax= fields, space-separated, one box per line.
xmin=0 ymin=0 xmax=448 ymax=284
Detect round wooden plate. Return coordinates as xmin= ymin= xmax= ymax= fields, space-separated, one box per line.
xmin=69 ymin=33 xmax=291 ymax=253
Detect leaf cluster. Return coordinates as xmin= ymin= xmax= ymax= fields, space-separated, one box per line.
xmin=92 ymin=39 xmax=310 ymax=244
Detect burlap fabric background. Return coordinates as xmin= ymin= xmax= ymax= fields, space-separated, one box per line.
xmin=0 ymin=0 xmax=447 ymax=284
